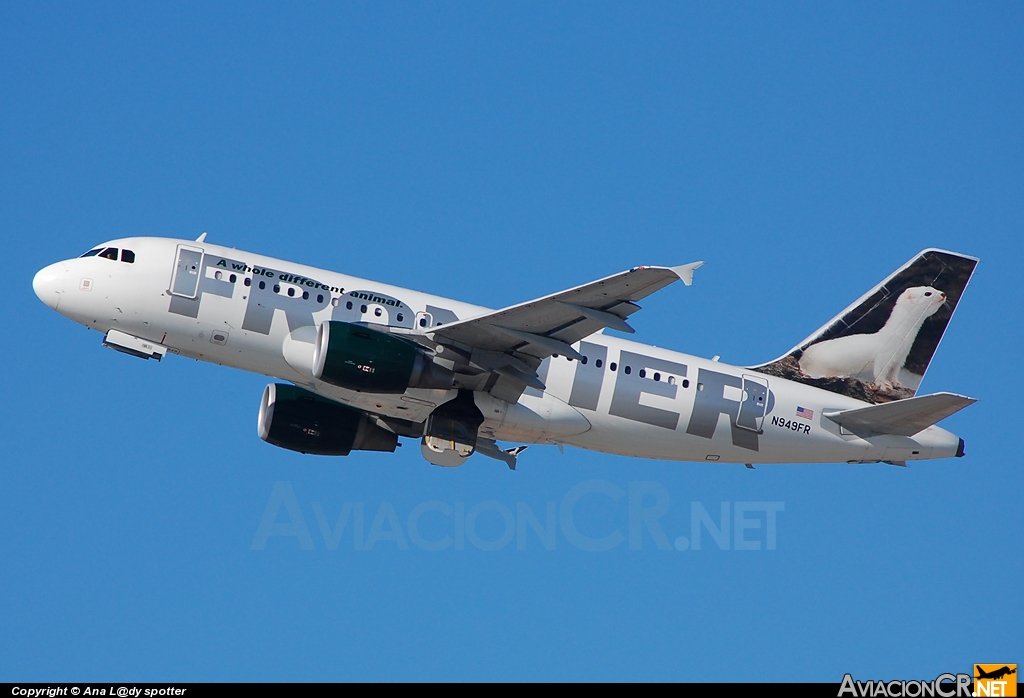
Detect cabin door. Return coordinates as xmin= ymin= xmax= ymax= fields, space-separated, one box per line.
xmin=736 ymin=374 xmax=769 ymax=432
xmin=170 ymin=245 xmax=204 ymax=299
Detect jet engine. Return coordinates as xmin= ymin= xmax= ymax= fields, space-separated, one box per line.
xmin=312 ymin=321 xmax=454 ymax=393
xmin=257 ymin=383 xmax=398 ymax=455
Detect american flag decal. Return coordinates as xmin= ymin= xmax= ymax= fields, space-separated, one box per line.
xmin=796 ymin=406 xmax=814 ymax=420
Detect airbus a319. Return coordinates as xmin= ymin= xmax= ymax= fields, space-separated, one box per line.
xmin=32 ymin=236 xmax=977 ymax=469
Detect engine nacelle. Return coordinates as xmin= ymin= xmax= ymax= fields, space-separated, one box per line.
xmin=257 ymin=383 xmax=397 ymax=456
xmin=311 ymin=320 xmax=454 ymax=393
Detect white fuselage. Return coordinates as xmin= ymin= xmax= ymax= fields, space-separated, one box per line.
xmin=33 ymin=237 xmax=962 ymax=464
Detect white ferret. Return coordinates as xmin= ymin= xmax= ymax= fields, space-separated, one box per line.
xmin=799 ymin=286 xmax=946 ymax=389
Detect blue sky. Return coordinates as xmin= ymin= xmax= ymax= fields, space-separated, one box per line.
xmin=2 ymin=2 xmax=1021 ymax=682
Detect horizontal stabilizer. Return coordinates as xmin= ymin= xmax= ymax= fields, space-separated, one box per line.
xmin=823 ymin=392 xmax=976 ymax=436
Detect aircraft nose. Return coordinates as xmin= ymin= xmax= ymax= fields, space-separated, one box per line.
xmin=33 ymin=262 xmax=68 ymax=310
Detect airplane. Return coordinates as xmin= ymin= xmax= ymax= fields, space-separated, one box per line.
xmin=976 ymin=666 xmax=1016 ymax=681
xmin=32 ymin=235 xmax=978 ymax=470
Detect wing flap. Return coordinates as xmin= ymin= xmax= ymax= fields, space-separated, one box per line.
xmin=426 ymin=262 xmax=702 ymax=401
xmin=823 ymin=392 xmax=976 ymax=436
xmin=432 ymin=263 xmax=702 ymax=356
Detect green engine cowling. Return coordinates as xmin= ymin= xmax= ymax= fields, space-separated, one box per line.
xmin=257 ymin=383 xmax=398 ymax=455
xmin=311 ymin=320 xmax=454 ymax=393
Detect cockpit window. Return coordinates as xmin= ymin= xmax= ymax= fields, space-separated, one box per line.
xmin=121 ymin=249 xmax=135 ymax=263
xmin=99 ymin=247 xmax=119 ymax=260
xmin=80 ymin=248 xmax=102 ymax=258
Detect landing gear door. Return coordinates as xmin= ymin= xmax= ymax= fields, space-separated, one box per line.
xmin=170 ymin=245 xmax=204 ymax=299
xmin=737 ymin=374 xmax=769 ymax=432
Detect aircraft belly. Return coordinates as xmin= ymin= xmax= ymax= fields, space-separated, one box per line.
xmin=485 ymin=392 xmax=592 ymax=444
xmin=564 ymin=401 xmax=960 ymax=463
xmin=562 ymin=420 xmax=872 ymax=463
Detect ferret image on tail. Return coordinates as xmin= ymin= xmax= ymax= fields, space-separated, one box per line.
xmin=798 ymin=286 xmax=946 ymax=389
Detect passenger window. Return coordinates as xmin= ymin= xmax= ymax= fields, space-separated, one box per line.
xmin=346 ymin=301 xmax=353 ymax=310
xmin=639 ymin=369 xmax=646 ymax=378
xmin=273 ymin=284 xmax=280 ymax=293
xmin=287 ymin=287 xmax=295 ymax=297
xmin=683 ymin=379 xmax=690 ymax=388
xmin=99 ymin=248 xmax=118 ymax=261
xmin=595 ymin=359 xmax=603 ymax=368
xmin=331 ymin=298 xmax=339 ymax=307
xmin=229 ymin=274 xmax=236 ymax=283
xmin=610 ymin=362 xmax=617 ymax=372
xmin=624 ymin=366 xmax=631 ymax=375
xmin=360 ymin=304 xmax=367 ymax=313
xmin=215 ymin=270 xmax=223 ymax=280
xmin=397 ymin=313 xmax=404 ymax=322
xmin=120 ymin=249 xmax=135 ymax=263
xmin=668 ymin=376 xmax=676 ymax=385
xmin=302 ymin=291 xmax=309 ymax=300
xmin=80 ymin=248 xmax=102 ymax=257
xmin=419 ymin=317 xmax=427 ymax=327
xmin=317 ymin=294 xmax=323 ymax=303
xmin=244 ymin=278 xmax=251 ymax=287
xmin=259 ymin=281 xmax=265 ymax=290
xmin=581 ymin=356 xmax=588 ymax=365
xmin=653 ymin=372 xmax=660 ymax=382
xmin=374 ymin=308 xmax=382 ymax=317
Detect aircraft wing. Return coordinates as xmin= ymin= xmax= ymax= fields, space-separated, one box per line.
xmin=823 ymin=392 xmax=976 ymax=436
xmin=427 ymin=262 xmax=703 ymax=401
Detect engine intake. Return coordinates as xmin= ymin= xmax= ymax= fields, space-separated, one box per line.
xmin=312 ymin=320 xmax=453 ymax=393
xmin=257 ymin=383 xmax=397 ymax=455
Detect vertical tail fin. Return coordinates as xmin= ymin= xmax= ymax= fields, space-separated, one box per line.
xmin=753 ymin=249 xmax=978 ymax=403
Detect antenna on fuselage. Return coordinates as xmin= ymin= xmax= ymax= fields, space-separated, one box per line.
xmin=196 ymin=232 xmax=208 ymax=242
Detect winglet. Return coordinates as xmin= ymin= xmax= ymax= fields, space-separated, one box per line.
xmin=475 ymin=439 xmax=527 ymax=470
xmin=196 ymin=232 xmax=208 ymax=242
xmin=505 ymin=445 xmax=529 ymax=470
xmin=671 ymin=261 xmax=705 ymax=287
